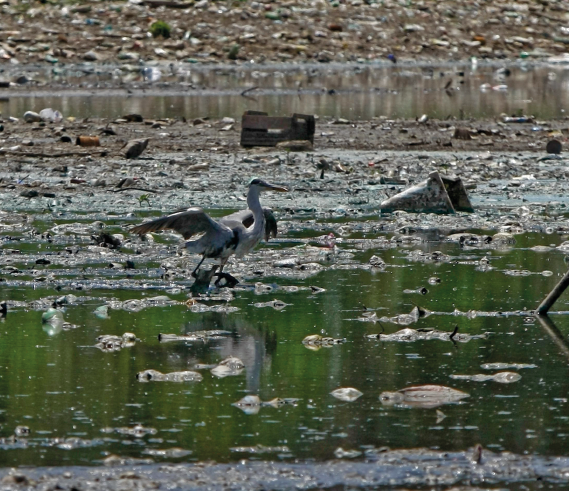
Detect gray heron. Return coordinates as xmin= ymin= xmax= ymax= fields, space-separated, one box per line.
xmin=131 ymin=178 xmax=288 ymax=283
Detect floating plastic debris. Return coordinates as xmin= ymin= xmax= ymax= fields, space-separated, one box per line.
xmin=136 ymin=369 xmax=203 ymax=383
xmin=380 ymin=385 xmax=469 ymax=409
xmin=330 ymin=387 xmax=363 ymax=402
xmin=380 ymin=172 xmax=473 ymax=214
xmin=450 ymin=372 xmax=522 ymax=383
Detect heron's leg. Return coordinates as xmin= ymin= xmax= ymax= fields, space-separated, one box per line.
xmin=213 ymin=260 xmax=228 ymax=286
xmin=191 ymin=255 xmax=206 ymax=278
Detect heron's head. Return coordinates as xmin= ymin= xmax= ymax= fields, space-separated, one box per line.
xmin=248 ymin=178 xmax=288 ymax=193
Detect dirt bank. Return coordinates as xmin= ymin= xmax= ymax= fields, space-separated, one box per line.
xmin=1 ymin=0 xmax=568 ymax=70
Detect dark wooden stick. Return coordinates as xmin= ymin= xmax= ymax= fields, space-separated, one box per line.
xmin=112 ymin=187 xmax=157 ymax=194
xmin=535 ymin=269 xmax=569 ymax=315
xmin=534 ymin=314 xmax=569 ymax=360
xmin=241 ymin=86 xmax=259 ymax=96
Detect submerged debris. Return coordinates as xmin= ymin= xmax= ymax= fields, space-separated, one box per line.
xmin=450 ymin=372 xmax=522 ymax=384
xmin=330 ymin=387 xmax=363 ymax=402
xmin=136 ymin=369 xmax=203 ymax=383
xmin=380 ymin=385 xmax=469 ymax=409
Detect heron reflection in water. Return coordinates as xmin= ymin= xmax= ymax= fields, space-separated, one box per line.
xmin=131 ymin=178 xmax=288 ymax=285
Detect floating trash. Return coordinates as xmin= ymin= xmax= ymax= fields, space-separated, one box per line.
xmin=546 ymin=139 xmax=562 ymax=155
xmin=450 ymin=372 xmax=522 ymax=384
xmin=158 ymin=330 xmax=233 ymax=343
xmin=14 ymin=426 xmax=30 ymax=437
xmin=232 ymin=395 xmax=299 ymax=415
xmin=330 ymin=387 xmax=363 ymax=402
xmin=101 ymin=425 xmax=157 ymax=437
xmin=103 ymin=455 xmax=154 ymax=466
xmin=253 ymin=299 xmax=289 ymax=310
xmin=359 ymin=306 xmax=430 ymax=326
xmin=93 ymin=305 xmax=110 ymax=319
xmin=95 ymin=333 xmax=137 ymax=352
xmin=302 ymin=334 xmax=346 ymax=350
xmin=367 ymin=327 xmax=487 ymax=343
xmin=124 ymin=138 xmax=149 ymax=159
xmin=41 ymin=308 xmax=73 ymax=335
xmin=480 ymin=363 xmax=537 ymax=370
xmin=23 ymin=111 xmax=41 ymax=123
xmin=142 ymin=448 xmax=192 ymax=458
xmin=136 ymin=369 xmax=203 ymax=383
xmin=76 ymin=135 xmax=100 ymax=147
xmin=38 ymin=108 xmax=63 ymax=123
xmin=380 ymin=172 xmax=473 ymax=214
xmin=210 ymin=357 xmax=245 ymax=378
xmin=380 ymin=385 xmax=469 ymax=409
xmin=334 ymin=447 xmax=362 ymax=459
xmin=230 ymin=444 xmax=290 ymax=454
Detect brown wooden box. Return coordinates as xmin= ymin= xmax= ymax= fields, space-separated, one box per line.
xmin=240 ymin=111 xmax=315 ymax=147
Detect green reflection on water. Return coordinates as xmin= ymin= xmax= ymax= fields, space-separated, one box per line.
xmin=1 ymin=232 xmax=569 ymax=466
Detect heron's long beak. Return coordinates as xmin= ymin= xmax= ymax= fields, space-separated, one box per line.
xmin=264 ymin=183 xmax=288 ymax=192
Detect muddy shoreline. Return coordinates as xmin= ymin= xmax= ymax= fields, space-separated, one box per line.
xmin=2 ymin=447 xmax=569 ymax=490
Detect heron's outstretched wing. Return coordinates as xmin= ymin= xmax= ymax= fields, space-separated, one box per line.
xmin=131 ymin=207 xmax=230 ymax=240
xmin=220 ymin=207 xmax=277 ymax=242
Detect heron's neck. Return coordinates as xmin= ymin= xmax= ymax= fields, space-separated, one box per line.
xmin=247 ymin=186 xmax=265 ymax=234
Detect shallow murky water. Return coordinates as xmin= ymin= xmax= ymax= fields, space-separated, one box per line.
xmin=2 ymin=208 xmax=569 ymax=467
xmin=1 ymin=62 xmax=569 ymax=120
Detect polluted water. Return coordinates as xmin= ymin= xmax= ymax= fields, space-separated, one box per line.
xmin=4 ymin=66 xmax=569 ymax=489
xmin=3 ymin=189 xmax=569 ymax=470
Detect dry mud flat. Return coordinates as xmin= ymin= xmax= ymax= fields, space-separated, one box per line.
xmin=2 ymin=113 xmax=569 ymax=289
xmin=3 ymin=447 xmax=569 ymax=490
xmin=1 ymin=113 xmax=569 ymax=217
xmin=1 ymin=0 xmax=569 ymax=66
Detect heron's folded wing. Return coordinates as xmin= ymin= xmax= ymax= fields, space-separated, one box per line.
xmin=220 ymin=207 xmax=277 ymax=241
xmin=131 ymin=207 xmax=230 ymax=240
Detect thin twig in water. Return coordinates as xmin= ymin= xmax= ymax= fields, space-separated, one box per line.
xmin=0 ymin=151 xmax=106 ymax=158
xmin=112 ymin=187 xmax=158 ymax=194
xmin=241 ymin=86 xmax=259 ymax=96
xmin=449 ymin=324 xmax=459 ymax=341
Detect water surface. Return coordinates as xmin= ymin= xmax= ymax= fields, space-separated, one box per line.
xmin=1 ymin=62 xmax=568 ymax=120
xmin=1 ymin=215 xmax=569 ymax=466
